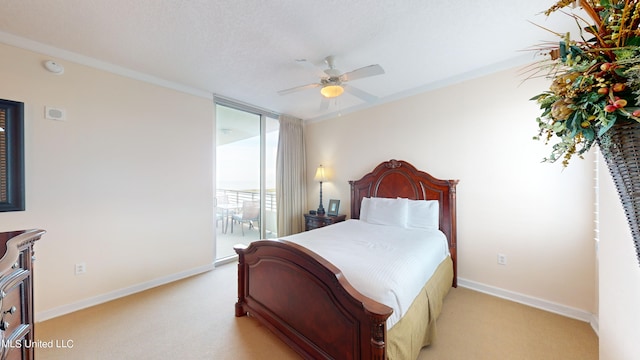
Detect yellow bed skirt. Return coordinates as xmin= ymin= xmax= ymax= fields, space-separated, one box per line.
xmin=386 ymin=256 xmax=454 ymax=360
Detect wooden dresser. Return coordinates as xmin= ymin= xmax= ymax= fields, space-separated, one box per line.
xmin=0 ymin=229 xmax=45 ymax=360
xmin=304 ymin=213 xmax=346 ymax=231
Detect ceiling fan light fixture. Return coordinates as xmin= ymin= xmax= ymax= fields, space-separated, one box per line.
xmin=320 ymin=85 xmax=344 ymax=98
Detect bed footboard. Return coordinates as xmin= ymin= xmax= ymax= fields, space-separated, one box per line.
xmin=235 ymin=240 xmax=393 ymax=360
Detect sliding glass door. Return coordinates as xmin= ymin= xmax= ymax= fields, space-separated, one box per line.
xmin=214 ymin=100 xmax=278 ymax=261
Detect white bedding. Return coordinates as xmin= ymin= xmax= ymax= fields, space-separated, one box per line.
xmin=280 ymin=219 xmax=449 ymax=329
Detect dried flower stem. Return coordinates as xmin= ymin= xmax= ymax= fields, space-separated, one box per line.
xmin=578 ymin=0 xmax=602 ymax=31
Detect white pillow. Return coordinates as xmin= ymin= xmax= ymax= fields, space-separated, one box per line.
xmin=359 ymin=197 xmax=371 ymax=221
xmin=365 ymin=197 xmax=408 ymax=227
xmin=405 ymin=199 xmax=439 ymax=229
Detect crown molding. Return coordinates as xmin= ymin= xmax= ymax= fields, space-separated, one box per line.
xmin=0 ymin=30 xmax=211 ymax=99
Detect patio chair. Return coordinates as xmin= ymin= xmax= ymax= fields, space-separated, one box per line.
xmin=231 ymin=201 xmax=260 ymax=235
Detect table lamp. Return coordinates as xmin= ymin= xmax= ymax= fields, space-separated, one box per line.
xmin=314 ymin=165 xmax=327 ymax=215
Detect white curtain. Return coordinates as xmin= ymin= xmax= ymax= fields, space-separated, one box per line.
xmin=276 ymin=115 xmax=307 ymax=236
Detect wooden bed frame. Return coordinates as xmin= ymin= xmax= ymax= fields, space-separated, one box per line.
xmin=234 ymin=159 xmax=458 ymax=359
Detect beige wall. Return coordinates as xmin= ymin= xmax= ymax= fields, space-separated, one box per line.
xmin=0 ymin=43 xmax=215 ymax=318
xmin=598 ymin=154 xmax=640 ymax=359
xmin=305 ymin=66 xmax=596 ymax=314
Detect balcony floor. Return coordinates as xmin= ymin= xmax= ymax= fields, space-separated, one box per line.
xmin=215 ymin=219 xmax=275 ymax=260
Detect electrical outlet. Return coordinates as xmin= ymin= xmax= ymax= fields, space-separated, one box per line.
xmin=75 ymin=262 xmax=86 ymax=275
xmin=497 ymin=253 xmax=507 ymax=265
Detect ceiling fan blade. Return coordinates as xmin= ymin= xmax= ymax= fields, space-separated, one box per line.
xmin=277 ymin=83 xmax=321 ymax=95
xmin=343 ymin=84 xmax=378 ymax=103
xmin=340 ymin=64 xmax=385 ymax=82
xmin=295 ymin=58 xmax=328 ymax=78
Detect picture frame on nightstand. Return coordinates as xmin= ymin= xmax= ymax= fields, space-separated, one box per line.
xmin=327 ymin=199 xmax=340 ymax=216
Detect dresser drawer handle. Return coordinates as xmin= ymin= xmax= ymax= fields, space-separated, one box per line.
xmin=0 ymin=320 xmax=9 ymax=331
xmin=0 ymin=269 xmax=30 ymax=295
xmin=3 ymin=306 xmax=16 ymax=315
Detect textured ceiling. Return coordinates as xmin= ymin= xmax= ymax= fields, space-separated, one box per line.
xmin=0 ymin=0 xmax=578 ymax=121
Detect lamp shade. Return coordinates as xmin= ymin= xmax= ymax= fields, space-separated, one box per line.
xmin=320 ymin=85 xmax=344 ymax=98
xmin=314 ymin=165 xmax=326 ymax=182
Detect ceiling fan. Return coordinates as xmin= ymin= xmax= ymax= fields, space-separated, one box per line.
xmin=278 ymin=56 xmax=385 ymax=103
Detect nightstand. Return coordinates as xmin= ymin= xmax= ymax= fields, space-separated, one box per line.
xmin=304 ymin=213 xmax=346 ymax=231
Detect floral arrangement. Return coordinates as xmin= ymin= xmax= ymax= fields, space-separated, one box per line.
xmin=531 ymin=0 xmax=640 ymax=166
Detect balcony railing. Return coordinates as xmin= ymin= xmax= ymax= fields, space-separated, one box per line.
xmin=216 ymin=189 xmax=276 ymax=211
xmin=216 ymin=189 xmax=277 ymax=239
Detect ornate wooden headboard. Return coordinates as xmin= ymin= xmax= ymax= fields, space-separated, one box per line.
xmin=349 ymin=159 xmax=459 ymax=286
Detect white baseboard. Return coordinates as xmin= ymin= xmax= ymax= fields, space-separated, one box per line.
xmin=458 ymin=277 xmax=599 ymax=335
xmin=35 ymin=268 xmax=601 ymax=335
xmin=35 ymin=263 xmax=215 ymax=323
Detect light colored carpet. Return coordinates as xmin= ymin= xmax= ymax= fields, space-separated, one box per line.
xmin=420 ymin=287 xmax=598 ymax=360
xmin=36 ymin=263 xmax=597 ymax=359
